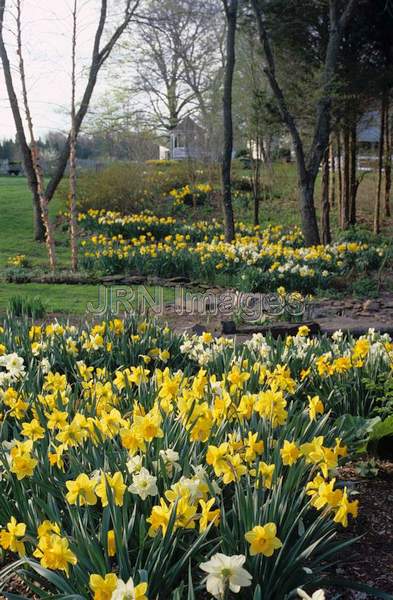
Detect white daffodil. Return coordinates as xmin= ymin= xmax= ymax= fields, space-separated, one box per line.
xmin=158 ymin=448 xmax=180 ymax=477
xmin=128 ymin=467 xmax=157 ymax=500
xmin=1 ymin=353 xmax=25 ymax=378
xmin=126 ymin=454 xmax=143 ymax=475
xmin=111 ymin=577 xmax=147 ymax=600
xmin=200 ymin=553 xmax=252 ymax=599
xmin=297 ymin=589 xmax=325 ymax=600
xmin=40 ymin=358 xmax=51 ymax=374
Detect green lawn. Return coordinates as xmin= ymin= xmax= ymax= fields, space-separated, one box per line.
xmin=0 ymin=176 xmax=70 ymax=269
xmin=0 ymin=282 xmax=175 ymax=315
xmin=0 ymin=282 xmax=101 ymax=314
xmin=0 ymin=177 xmax=174 ymax=315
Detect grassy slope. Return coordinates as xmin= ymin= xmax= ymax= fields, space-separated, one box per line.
xmin=0 ymin=177 xmax=174 ymax=314
xmin=0 ymin=176 xmax=69 ymax=269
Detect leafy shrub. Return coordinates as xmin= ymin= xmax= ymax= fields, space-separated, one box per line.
xmin=337 ymin=225 xmax=389 ymax=245
xmin=4 ymin=268 xmax=31 ymax=283
xmin=355 ymin=458 xmax=379 ymax=478
xmin=367 ymin=416 xmax=393 ymax=459
xmin=364 ymin=373 xmax=393 ymax=419
xmin=271 ymin=147 xmax=291 ymax=161
xmin=56 ymin=161 xmax=219 ymax=215
xmin=232 ymin=176 xmax=253 ymax=192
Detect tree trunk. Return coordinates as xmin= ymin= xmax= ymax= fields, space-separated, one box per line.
xmin=0 ymin=1 xmax=45 ymax=240
xmin=253 ymin=168 xmax=260 ymax=227
xmin=342 ymin=124 xmax=350 ymax=229
xmin=336 ymin=130 xmax=343 ymax=227
xmin=250 ymin=0 xmax=360 ymax=247
xmin=299 ymin=177 xmax=321 ymax=246
xmin=329 ymin=141 xmax=336 ymax=208
xmin=374 ymin=93 xmax=386 ymax=234
xmin=33 ymin=193 xmax=46 ymax=241
xmin=16 ymin=0 xmax=56 ymax=269
xmin=385 ymin=95 xmax=391 ymax=218
xmin=321 ymin=147 xmax=331 ymax=244
xmin=69 ymin=0 xmax=78 ymax=272
xmin=221 ymin=0 xmax=237 ymax=242
xmin=251 ymin=135 xmax=261 ymax=226
xmin=349 ymin=122 xmax=357 ymax=225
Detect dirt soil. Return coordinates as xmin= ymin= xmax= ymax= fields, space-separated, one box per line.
xmin=327 ymin=461 xmax=393 ymax=599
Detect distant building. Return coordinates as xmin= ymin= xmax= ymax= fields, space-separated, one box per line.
xmin=170 ymin=117 xmax=207 ymax=160
xmin=0 ymin=159 xmax=23 ymax=175
xmin=159 ymin=145 xmax=170 ymax=160
xmin=358 ymin=111 xmax=380 ymax=150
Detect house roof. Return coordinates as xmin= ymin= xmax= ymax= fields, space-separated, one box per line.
xmin=171 ymin=116 xmax=206 ymax=134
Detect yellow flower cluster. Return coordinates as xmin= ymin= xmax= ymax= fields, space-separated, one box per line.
xmin=6 ymin=254 xmax=28 ymax=268
xmin=169 ymin=183 xmax=212 ymax=205
xmin=79 ymin=212 xmax=383 ymax=292
xmin=0 ymin=317 xmax=380 ymax=598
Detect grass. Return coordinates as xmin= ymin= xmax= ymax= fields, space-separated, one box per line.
xmin=0 ymin=177 xmax=174 ymax=315
xmin=0 ymin=282 xmax=176 ymax=315
xmin=0 ymin=175 xmax=70 ymax=270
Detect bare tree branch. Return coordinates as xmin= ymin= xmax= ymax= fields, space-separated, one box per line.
xmin=1 ymin=0 xmax=141 ymax=243
xmin=0 ymin=0 xmax=45 ymax=240
xmin=339 ymin=0 xmax=360 ymax=30
xmin=250 ymin=0 xmax=307 ymax=182
xmin=45 ymin=0 xmax=141 ymax=203
xmin=15 ymin=0 xmax=57 ymax=268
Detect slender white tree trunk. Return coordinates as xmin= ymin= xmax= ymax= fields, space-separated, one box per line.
xmin=70 ymin=0 xmax=78 ymax=272
xmin=16 ymin=0 xmax=56 ymax=270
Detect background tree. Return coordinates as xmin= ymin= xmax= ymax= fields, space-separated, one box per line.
xmin=234 ymin=23 xmax=285 ymax=225
xmin=249 ymin=0 xmax=359 ymax=246
xmin=0 ymin=0 xmax=141 ymax=242
xmin=221 ymin=0 xmax=238 ymax=242
xmin=15 ymin=0 xmax=57 ymax=269
xmin=113 ymin=0 xmax=222 ymax=133
xmin=329 ymin=0 xmax=393 ymax=231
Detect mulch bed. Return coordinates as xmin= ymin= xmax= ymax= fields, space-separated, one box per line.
xmin=0 ymin=573 xmax=38 ymax=599
xmin=327 ymin=461 xmax=393 ymax=599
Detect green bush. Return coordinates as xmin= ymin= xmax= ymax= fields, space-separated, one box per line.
xmin=56 ymin=161 xmax=220 ymax=214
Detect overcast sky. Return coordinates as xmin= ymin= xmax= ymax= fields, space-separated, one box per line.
xmin=0 ymin=0 xmax=116 ymax=139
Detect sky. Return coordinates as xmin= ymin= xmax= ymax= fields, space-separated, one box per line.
xmin=0 ymin=0 xmax=116 ymax=139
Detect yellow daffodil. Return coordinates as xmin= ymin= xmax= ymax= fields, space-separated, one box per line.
xmin=245 ymin=523 xmax=282 ymax=556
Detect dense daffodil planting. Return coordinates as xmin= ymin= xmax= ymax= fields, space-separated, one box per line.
xmin=0 ymin=317 xmax=391 ymax=598
xmin=78 ymin=210 xmax=384 ymax=292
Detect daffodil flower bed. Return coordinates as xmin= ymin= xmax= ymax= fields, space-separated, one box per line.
xmin=78 ymin=210 xmax=384 ymax=292
xmin=0 ymin=318 xmax=390 ymax=599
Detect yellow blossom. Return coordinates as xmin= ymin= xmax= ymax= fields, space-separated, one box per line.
xmin=245 ymin=523 xmax=282 ymax=556
xmin=0 ymin=517 xmax=26 ymax=557
xmin=89 ymin=573 xmax=118 ymax=600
